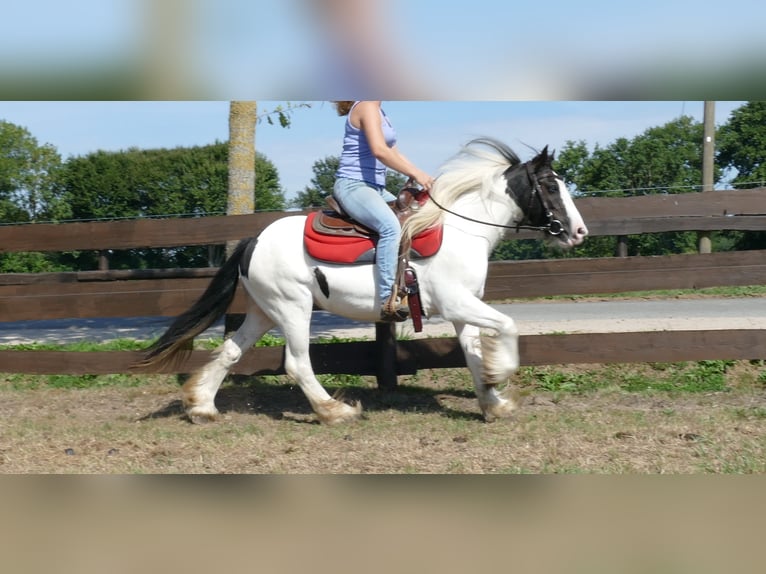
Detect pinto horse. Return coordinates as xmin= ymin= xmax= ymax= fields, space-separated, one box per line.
xmin=137 ymin=138 xmax=588 ymax=424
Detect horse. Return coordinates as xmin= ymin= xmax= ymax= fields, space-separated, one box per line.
xmin=137 ymin=138 xmax=588 ymax=424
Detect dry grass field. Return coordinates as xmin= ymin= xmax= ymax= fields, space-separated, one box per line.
xmin=2 ymin=360 xmax=765 ymax=474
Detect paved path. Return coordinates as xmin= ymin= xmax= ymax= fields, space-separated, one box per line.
xmin=1 ymin=297 xmax=765 ymax=345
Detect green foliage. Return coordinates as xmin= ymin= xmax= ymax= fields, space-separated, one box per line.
xmin=258 ymin=102 xmax=312 ymax=128
xmin=717 ymin=101 xmax=766 ymax=251
xmin=0 ymin=120 xmax=68 ymax=222
xmin=529 ymin=369 xmax=591 ymax=394
xmin=718 ymin=101 xmax=766 ymax=188
xmin=623 ymin=361 xmax=733 ymax=394
xmin=0 ymin=338 xmax=156 ymax=390
xmin=293 ymin=155 xmax=340 ymax=208
xmin=6 ymin=101 xmax=766 ymax=271
xmin=495 ymin=116 xmax=715 ymax=261
xmin=545 ymin=115 xmax=720 ymax=259
xmin=557 ymin=116 xmax=713 ymax=197
xmin=0 ymin=339 xmax=148 ymax=351
xmin=55 ymin=143 xmax=285 ymax=269
xmin=42 ymin=373 xmax=147 ymax=390
xmin=318 ymin=373 xmax=365 ymax=388
xmin=0 ymin=251 xmax=69 ymax=273
xmin=385 ymin=171 xmax=408 ymax=197
xmin=291 ymin=154 xmax=408 ymax=209
xmin=0 ymin=120 xmax=70 ymax=270
xmin=519 ymin=360 xmax=734 ymax=397
xmin=255 ymin=333 xmax=286 ymax=347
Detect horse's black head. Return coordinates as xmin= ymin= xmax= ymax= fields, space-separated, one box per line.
xmin=504 ymin=146 xmax=587 ymax=247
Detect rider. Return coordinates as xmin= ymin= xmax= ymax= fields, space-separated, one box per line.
xmin=332 ymin=101 xmax=435 ymax=322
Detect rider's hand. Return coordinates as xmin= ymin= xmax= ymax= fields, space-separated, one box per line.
xmin=412 ymin=170 xmax=435 ymax=191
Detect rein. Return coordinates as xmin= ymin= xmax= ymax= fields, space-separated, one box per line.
xmin=420 ymin=162 xmax=565 ymax=235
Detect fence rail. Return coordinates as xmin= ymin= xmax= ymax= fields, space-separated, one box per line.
xmin=2 ymin=330 xmax=764 ymax=376
xmin=2 ymin=188 xmax=766 ymax=253
xmin=3 ymin=249 xmax=766 ymax=322
xmin=2 ymin=188 xmax=766 ymax=378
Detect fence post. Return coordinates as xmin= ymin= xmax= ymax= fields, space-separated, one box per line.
xmin=98 ymin=250 xmax=109 ymax=270
xmin=375 ymin=322 xmax=398 ymax=389
xmin=699 ymin=101 xmax=715 ymax=255
xmin=616 ymin=236 xmax=628 ymax=257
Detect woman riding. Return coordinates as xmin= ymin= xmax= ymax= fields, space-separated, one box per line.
xmin=332 ymin=100 xmax=435 ymax=322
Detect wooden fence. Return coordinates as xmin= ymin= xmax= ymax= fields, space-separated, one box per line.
xmin=2 ymin=188 xmax=766 ymax=385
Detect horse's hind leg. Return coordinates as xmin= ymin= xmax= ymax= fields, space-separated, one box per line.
xmin=276 ymin=300 xmax=362 ymax=425
xmin=182 ymin=302 xmax=274 ymax=423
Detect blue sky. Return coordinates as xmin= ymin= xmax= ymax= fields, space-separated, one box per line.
xmin=1 ymin=1 xmax=764 ymax=99
xmin=0 ymin=101 xmax=745 ymax=202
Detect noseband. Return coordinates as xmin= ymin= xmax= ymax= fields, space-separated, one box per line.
xmin=421 ymin=161 xmax=565 ymax=236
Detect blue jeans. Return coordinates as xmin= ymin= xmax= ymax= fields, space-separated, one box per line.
xmin=333 ymin=177 xmax=400 ymax=302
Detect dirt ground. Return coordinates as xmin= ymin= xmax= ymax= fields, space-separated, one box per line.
xmin=2 ymin=362 xmax=765 ymax=474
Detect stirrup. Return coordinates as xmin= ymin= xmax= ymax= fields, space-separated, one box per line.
xmin=380 ymin=294 xmax=409 ymax=323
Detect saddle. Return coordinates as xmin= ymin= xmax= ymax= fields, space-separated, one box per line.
xmin=303 ymin=185 xmax=442 ymax=331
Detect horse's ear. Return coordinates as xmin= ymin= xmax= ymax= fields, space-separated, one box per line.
xmin=533 ymin=145 xmax=551 ymax=167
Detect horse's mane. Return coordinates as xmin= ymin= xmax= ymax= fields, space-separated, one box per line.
xmin=401 ymin=138 xmax=522 ymax=245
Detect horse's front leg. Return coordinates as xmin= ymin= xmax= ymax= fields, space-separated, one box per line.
xmin=449 ymin=300 xmax=522 ymax=421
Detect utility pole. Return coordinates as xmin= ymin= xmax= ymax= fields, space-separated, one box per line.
xmin=699 ymin=101 xmax=715 ymax=254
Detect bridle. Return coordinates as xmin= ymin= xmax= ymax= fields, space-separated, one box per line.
xmin=419 ymin=161 xmax=565 ymax=236
xmin=517 ymin=163 xmax=565 ymax=236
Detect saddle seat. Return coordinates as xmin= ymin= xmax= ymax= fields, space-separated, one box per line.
xmin=303 ymin=188 xmax=443 ymax=264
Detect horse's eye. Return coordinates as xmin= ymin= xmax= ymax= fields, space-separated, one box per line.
xmin=545 ymin=180 xmax=558 ymax=193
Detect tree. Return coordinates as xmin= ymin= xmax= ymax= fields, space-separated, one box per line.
xmin=549 ymin=115 xmax=713 ymax=258
xmin=717 ymin=101 xmax=766 ymax=250
xmin=0 ymin=120 xmax=67 ymax=223
xmin=57 ymin=143 xmax=284 ymax=270
xmin=558 ymin=116 xmax=712 ymax=198
xmin=292 ymin=154 xmax=408 ymax=209
xmin=293 ymin=156 xmax=339 ymax=208
xmin=717 ymin=101 xmax=766 ymax=188
xmin=0 ymin=120 xmax=69 ymax=272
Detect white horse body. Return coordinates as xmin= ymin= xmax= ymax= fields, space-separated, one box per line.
xmin=140 ymin=139 xmax=587 ymax=424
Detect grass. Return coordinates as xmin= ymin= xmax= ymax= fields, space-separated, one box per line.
xmin=1 ymin=362 xmax=764 ymax=473
xmin=0 ymin=334 xmax=373 ymax=390
xmin=513 ymin=360 xmax=743 ymax=399
xmin=0 ymin=332 xmax=756 ymax=398
xmin=1 ymin=289 xmax=764 ymax=473
xmin=2 ymin=339 xmax=148 ymax=352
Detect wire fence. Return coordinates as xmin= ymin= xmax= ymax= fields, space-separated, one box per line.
xmin=4 ymin=181 xmax=766 ymax=227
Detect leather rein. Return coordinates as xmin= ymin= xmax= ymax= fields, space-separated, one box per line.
xmin=419 ymin=161 xmax=565 ymax=236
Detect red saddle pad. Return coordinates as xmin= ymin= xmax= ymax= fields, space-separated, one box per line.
xmin=303 ymin=212 xmax=443 ymax=264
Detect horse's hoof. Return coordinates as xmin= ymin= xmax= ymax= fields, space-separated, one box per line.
xmin=481 ymin=405 xmax=516 ymax=422
xmin=316 ymin=399 xmax=363 ymax=425
xmin=480 ymin=389 xmax=520 ymax=422
xmin=186 ymin=408 xmax=219 ymax=424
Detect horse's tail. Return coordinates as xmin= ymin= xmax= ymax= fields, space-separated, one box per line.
xmin=135 ymin=238 xmax=254 ymax=372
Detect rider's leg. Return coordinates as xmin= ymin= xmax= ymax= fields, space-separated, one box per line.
xmin=333 ymin=177 xmax=406 ymax=319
